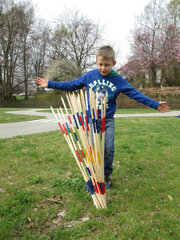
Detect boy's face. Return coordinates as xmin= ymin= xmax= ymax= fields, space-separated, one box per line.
xmin=96 ymin=56 xmax=116 ymax=76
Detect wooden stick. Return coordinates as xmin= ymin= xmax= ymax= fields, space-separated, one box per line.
xmin=66 ymin=93 xmax=104 ymax=208
xmin=79 ymin=90 xmax=106 ymax=206
xmin=67 ymin=92 xmax=106 ymax=208
xmin=51 ymin=106 xmax=100 ymax=208
xmin=51 ymin=89 xmax=107 ymax=208
xmin=88 ymin=89 xmax=106 ymax=207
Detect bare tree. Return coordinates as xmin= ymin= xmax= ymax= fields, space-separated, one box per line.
xmin=19 ymin=3 xmax=34 ymax=99
xmin=31 ymin=20 xmax=51 ymax=80
xmin=167 ymin=0 xmax=180 ymax=27
xmin=50 ymin=9 xmax=104 ymax=78
xmin=0 ymin=0 xmax=34 ymax=100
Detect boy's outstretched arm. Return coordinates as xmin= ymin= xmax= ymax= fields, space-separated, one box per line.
xmin=35 ymin=74 xmax=48 ymax=88
xmin=157 ymin=101 xmax=170 ymax=113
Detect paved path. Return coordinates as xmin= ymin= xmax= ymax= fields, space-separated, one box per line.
xmin=0 ymin=109 xmax=59 ymax=139
xmin=0 ymin=109 xmax=179 ymax=139
xmin=115 ymin=111 xmax=180 ymax=118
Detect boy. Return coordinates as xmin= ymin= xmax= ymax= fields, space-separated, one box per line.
xmin=35 ymin=45 xmax=169 ymax=188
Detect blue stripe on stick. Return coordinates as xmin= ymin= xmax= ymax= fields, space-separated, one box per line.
xmin=76 ymin=112 xmax=81 ymax=125
xmin=74 ymin=132 xmax=78 ymax=141
xmin=65 ymin=123 xmax=71 ymax=134
xmin=86 ymin=167 xmax=91 ymax=176
xmin=93 ymin=119 xmax=96 ymax=133
xmin=73 ymin=115 xmax=79 ymax=129
xmin=96 ymin=119 xmax=100 ymax=133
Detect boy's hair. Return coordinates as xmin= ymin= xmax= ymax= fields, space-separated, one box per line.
xmin=96 ymin=45 xmax=115 ymax=62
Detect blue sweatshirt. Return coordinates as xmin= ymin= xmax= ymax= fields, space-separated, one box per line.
xmin=48 ymin=69 xmax=159 ymax=117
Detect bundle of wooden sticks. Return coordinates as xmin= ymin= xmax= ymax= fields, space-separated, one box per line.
xmin=51 ymin=89 xmax=107 ymax=209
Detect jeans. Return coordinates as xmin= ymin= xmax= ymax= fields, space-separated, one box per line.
xmin=90 ymin=117 xmax=115 ymax=176
xmin=104 ymin=117 xmax=115 ymax=175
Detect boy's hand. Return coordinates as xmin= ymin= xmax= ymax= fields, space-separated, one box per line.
xmin=35 ymin=74 xmax=48 ymax=88
xmin=157 ymin=101 xmax=170 ymax=113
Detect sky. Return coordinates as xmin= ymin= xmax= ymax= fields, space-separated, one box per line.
xmin=32 ymin=0 xmax=151 ymax=66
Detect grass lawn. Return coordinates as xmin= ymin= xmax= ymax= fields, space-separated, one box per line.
xmin=0 ymin=116 xmax=179 ymax=240
xmin=15 ymin=96 xmax=35 ymax=100
xmin=0 ymin=108 xmax=45 ymax=123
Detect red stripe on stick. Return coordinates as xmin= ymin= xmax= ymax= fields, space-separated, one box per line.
xmin=76 ymin=150 xmax=82 ymax=162
xmin=102 ymin=182 xmax=106 ymax=194
xmin=93 ymin=178 xmax=99 ymax=193
xmin=85 ymin=116 xmax=89 ymax=131
xmin=62 ymin=124 xmax=68 ymax=135
xmin=94 ymin=184 xmax=98 ymax=193
xmin=101 ymin=117 xmax=106 ymax=133
xmin=68 ymin=115 xmax=72 ymax=124
xmin=58 ymin=122 xmax=64 ymax=134
xmin=80 ymin=149 xmax=85 ymax=159
xmin=79 ymin=116 xmax=85 ymax=131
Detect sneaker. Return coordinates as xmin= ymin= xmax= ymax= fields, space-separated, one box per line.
xmin=105 ymin=174 xmax=113 ymax=188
